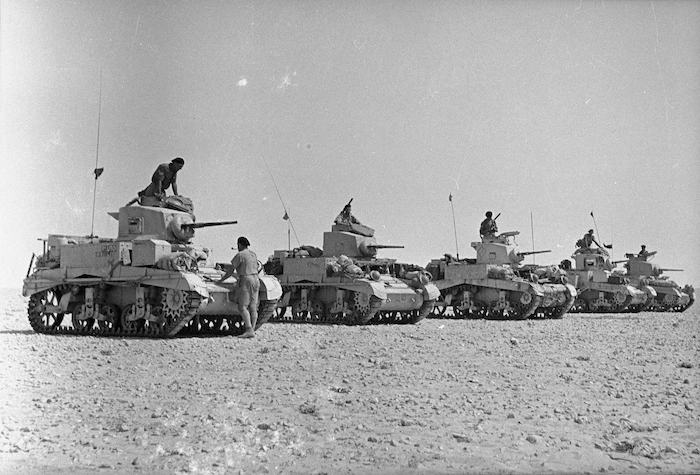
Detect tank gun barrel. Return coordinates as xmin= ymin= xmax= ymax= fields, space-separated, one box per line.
xmin=367 ymin=244 xmax=405 ymax=250
xmin=183 ymin=220 xmax=238 ymax=230
xmin=612 ymin=259 xmax=629 ymax=265
xmin=517 ymin=249 xmax=551 ymax=257
xmin=660 ymin=268 xmax=683 ymax=272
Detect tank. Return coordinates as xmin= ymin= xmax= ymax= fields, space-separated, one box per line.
xmin=264 ymin=222 xmax=439 ymax=325
xmin=562 ymin=248 xmax=649 ymax=313
xmin=426 ymin=231 xmax=577 ymax=320
xmin=22 ymin=195 xmax=282 ymax=337
xmin=615 ymin=253 xmax=694 ymax=312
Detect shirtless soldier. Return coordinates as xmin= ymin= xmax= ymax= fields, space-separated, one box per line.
xmin=217 ymin=236 xmax=260 ymax=338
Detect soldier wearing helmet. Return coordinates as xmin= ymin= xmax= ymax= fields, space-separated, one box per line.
xmin=479 ymin=211 xmax=498 ymax=239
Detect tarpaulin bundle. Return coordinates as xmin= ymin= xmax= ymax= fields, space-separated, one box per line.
xmin=155 ymin=252 xmax=197 ymax=272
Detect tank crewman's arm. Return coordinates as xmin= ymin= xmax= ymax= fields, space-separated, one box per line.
xmin=217 ymin=254 xmax=241 ymax=283
xmin=171 ymin=169 xmax=178 ymax=195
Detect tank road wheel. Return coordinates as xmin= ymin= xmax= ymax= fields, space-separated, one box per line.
xmin=308 ymin=300 xmax=326 ymax=322
xmin=71 ymin=305 xmax=95 ymax=333
xmin=431 ymin=301 xmax=448 ymax=317
xmin=453 ymin=304 xmax=468 ymax=319
xmin=27 ymin=289 xmax=65 ymax=333
xmin=571 ymin=298 xmax=587 ymax=313
xmin=291 ymin=302 xmax=309 ymax=320
xmin=199 ymin=316 xmax=224 ymax=333
xmin=275 ymin=306 xmax=287 ymax=318
xmin=96 ymin=304 xmax=120 ymax=332
xmin=120 ymin=304 xmax=143 ymax=333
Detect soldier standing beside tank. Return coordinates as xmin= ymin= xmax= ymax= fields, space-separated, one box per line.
xmin=334 ymin=199 xmax=362 ymax=225
xmin=479 ymin=211 xmax=498 ymax=239
xmin=140 ymin=157 xmax=185 ymax=198
xmin=217 ymin=236 xmax=260 ymax=338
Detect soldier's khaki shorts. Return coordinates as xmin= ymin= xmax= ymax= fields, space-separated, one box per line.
xmin=237 ymin=275 xmax=260 ymax=308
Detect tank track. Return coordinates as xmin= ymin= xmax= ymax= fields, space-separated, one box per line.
xmin=673 ymin=295 xmax=695 ymax=313
xmin=371 ymin=299 xmax=435 ymax=325
xmin=270 ymin=294 xmax=387 ymax=325
xmin=179 ymin=299 xmax=278 ymax=336
xmin=25 ymin=289 xmax=277 ymax=338
xmin=429 ymin=285 xmax=543 ymax=320
xmin=27 ymin=289 xmax=201 ymax=338
xmin=532 ymin=291 xmax=576 ymax=320
xmin=569 ymin=293 xmax=633 ymax=313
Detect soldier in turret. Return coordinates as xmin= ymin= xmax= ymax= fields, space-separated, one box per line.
xmin=577 ymin=229 xmax=601 ymax=251
xmin=218 ymin=236 xmax=260 ymax=338
xmin=637 ymin=245 xmax=656 ymax=260
xmin=479 ymin=211 xmax=498 ymax=239
xmin=334 ymin=199 xmax=362 ymax=226
xmin=140 ymin=157 xmax=185 ymax=199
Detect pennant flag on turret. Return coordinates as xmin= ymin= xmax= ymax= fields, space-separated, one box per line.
xmin=283 ymin=211 xmax=289 ymax=220
xmin=449 ymin=193 xmax=452 ymax=202
xmin=94 ymin=167 xmax=104 ymax=179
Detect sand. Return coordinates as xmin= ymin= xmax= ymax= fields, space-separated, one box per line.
xmin=1 ymin=288 xmax=698 ymax=474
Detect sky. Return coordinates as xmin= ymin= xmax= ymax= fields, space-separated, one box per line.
xmin=1 ymin=0 xmax=698 ymax=289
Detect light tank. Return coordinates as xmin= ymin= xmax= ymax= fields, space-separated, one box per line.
xmin=614 ymin=252 xmax=694 ymax=312
xmin=562 ymin=248 xmax=650 ymax=313
xmin=426 ymin=231 xmax=577 ymax=320
xmin=22 ymin=195 xmax=282 ymax=337
xmin=264 ymin=221 xmax=439 ymax=325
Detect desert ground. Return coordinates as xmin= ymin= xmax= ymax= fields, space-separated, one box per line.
xmin=1 ymin=287 xmax=698 ymax=474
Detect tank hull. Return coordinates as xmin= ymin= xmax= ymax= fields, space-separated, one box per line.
xmin=267 ymin=256 xmax=438 ymax=325
xmin=427 ymin=260 xmax=577 ymax=320
xmin=567 ymin=271 xmax=647 ymax=313
xmin=22 ymin=263 xmax=281 ymax=338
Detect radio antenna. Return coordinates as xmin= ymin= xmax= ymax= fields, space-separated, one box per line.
xmin=261 ymin=155 xmax=301 ymax=247
xmin=90 ymin=65 xmax=104 ymax=238
xmin=530 ymin=211 xmax=536 ymax=264
xmin=449 ymin=193 xmax=459 ymax=260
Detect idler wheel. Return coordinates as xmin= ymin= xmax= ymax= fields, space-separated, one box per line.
xmin=27 ymin=289 xmax=65 ymax=333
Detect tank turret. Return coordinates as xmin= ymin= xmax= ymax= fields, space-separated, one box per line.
xmin=322 ymin=224 xmax=404 ymax=258
xmin=471 ymin=231 xmax=552 ymax=269
xmin=112 ymin=198 xmax=236 ymax=244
